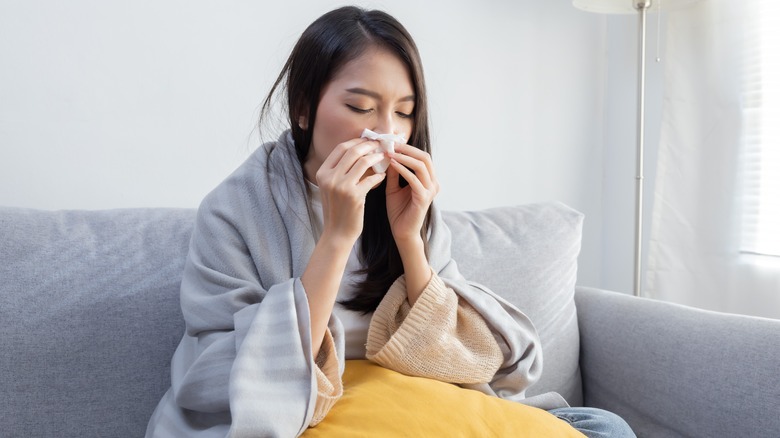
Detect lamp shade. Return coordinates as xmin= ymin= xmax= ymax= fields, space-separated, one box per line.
xmin=573 ymin=0 xmax=700 ymax=14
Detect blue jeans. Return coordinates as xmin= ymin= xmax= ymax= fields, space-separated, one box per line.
xmin=549 ymin=407 xmax=636 ymax=438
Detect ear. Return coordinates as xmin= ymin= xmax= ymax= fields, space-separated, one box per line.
xmin=298 ymin=116 xmax=308 ymax=130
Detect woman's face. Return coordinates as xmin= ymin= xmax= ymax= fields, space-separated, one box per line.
xmin=303 ymin=45 xmax=415 ymax=181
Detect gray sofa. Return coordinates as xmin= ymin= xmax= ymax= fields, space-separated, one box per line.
xmin=1 ymin=203 xmax=778 ymax=438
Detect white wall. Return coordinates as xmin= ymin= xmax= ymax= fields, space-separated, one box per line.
xmin=0 ymin=1 xmax=607 ymax=288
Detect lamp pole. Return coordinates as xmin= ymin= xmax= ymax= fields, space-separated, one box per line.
xmin=574 ymin=0 xmax=705 ymax=297
xmin=633 ymin=0 xmax=650 ymax=297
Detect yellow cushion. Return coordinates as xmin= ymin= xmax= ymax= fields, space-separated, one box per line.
xmin=302 ymin=360 xmax=585 ymax=437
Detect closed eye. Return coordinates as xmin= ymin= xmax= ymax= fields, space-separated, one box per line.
xmin=346 ymin=104 xmax=371 ymax=114
xmin=396 ymin=111 xmax=413 ymax=119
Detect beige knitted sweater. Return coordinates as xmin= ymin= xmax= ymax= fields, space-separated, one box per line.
xmin=309 ymin=268 xmax=504 ymax=426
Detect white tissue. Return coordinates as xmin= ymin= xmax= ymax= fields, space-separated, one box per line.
xmin=361 ymin=128 xmax=405 ymax=173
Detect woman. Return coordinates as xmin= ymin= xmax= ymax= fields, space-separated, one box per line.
xmin=146 ymin=6 xmax=634 ymax=438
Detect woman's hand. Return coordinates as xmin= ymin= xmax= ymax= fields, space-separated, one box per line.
xmin=315 ymin=138 xmax=387 ymax=247
xmin=385 ymin=143 xmax=440 ymax=247
xmin=385 ymin=143 xmax=439 ymax=304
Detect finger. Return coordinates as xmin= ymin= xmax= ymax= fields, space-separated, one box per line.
xmin=392 ymin=144 xmax=437 ymax=187
xmin=389 ymin=158 xmax=427 ymax=195
xmin=345 ymin=152 xmax=386 ymax=181
xmin=356 ymin=172 xmax=387 ymax=193
xmin=393 ymin=144 xmax=434 ymax=170
xmin=332 ymin=141 xmax=381 ymax=174
xmin=321 ymin=138 xmax=374 ymax=170
xmin=386 ymin=151 xmax=432 ymax=188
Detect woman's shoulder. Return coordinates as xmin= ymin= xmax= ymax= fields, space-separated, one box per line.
xmin=196 ymin=130 xmax=301 ymax=219
xmin=203 ymin=131 xmax=296 ymax=194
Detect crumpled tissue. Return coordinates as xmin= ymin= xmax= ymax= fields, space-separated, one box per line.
xmin=361 ymin=128 xmax=405 ymax=173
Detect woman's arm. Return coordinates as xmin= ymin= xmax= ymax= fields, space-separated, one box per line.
xmin=373 ymin=144 xmax=507 ymax=382
xmin=301 ymin=234 xmax=353 ymax=357
xmin=302 ymin=138 xmax=387 ymax=357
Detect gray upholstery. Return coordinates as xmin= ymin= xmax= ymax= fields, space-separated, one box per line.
xmin=576 ymin=286 xmax=780 ymax=438
xmin=2 ymin=203 xmax=778 ymax=437
xmin=0 ymin=208 xmax=192 ymax=438
xmin=0 ymin=202 xmax=583 ymax=437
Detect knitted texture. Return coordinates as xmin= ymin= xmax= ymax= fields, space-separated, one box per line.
xmin=311 ymin=329 xmax=343 ymax=426
xmin=366 ymin=270 xmax=503 ymax=384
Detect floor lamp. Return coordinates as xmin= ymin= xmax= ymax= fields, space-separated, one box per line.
xmin=573 ymin=0 xmax=698 ymax=297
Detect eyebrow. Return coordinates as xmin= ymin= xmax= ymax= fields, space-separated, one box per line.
xmin=345 ymin=87 xmax=415 ymax=102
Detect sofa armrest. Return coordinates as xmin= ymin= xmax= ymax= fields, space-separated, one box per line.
xmin=575 ymin=286 xmax=780 ymax=438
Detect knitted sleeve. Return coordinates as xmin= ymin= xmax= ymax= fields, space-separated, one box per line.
xmin=309 ymin=328 xmax=343 ymax=427
xmin=365 ymin=269 xmax=503 ymax=384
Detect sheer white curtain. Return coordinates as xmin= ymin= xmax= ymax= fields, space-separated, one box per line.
xmin=645 ymin=0 xmax=780 ymax=319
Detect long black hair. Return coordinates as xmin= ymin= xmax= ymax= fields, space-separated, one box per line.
xmin=260 ymin=6 xmax=432 ymax=314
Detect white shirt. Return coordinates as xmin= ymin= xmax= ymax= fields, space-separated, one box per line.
xmin=306 ymin=181 xmax=372 ymax=359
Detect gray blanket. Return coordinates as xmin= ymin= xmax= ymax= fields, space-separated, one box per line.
xmin=145 ymin=131 xmax=565 ymax=438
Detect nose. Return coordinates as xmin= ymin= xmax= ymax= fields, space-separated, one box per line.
xmin=373 ymin=112 xmax=397 ymax=136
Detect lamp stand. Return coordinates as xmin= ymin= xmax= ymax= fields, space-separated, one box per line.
xmin=633 ymin=0 xmax=650 ymax=297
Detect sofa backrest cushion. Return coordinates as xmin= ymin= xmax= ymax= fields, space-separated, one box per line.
xmin=0 ymin=202 xmax=583 ymax=436
xmin=0 ymin=207 xmax=193 ymax=438
xmin=443 ymin=202 xmax=583 ymax=405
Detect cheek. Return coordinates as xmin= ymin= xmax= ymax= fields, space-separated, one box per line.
xmin=312 ymin=109 xmax=365 ymax=156
xmin=400 ymin=120 xmax=414 ymax=142
xmin=309 ymin=120 xmax=335 ymax=163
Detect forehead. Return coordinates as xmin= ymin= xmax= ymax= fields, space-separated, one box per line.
xmin=327 ymin=46 xmax=414 ymax=97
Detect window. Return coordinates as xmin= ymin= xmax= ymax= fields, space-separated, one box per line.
xmin=741 ymin=0 xmax=780 ymax=257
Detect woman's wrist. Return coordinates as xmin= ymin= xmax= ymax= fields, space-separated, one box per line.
xmin=319 ymin=227 xmax=359 ymax=254
xmin=394 ymin=232 xmax=424 ymax=254
xmin=396 ymin=237 xmax=431 ymax=305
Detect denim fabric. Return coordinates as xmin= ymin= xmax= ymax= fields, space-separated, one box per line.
xmin=550 ymin=407 xmax=636 ymax=438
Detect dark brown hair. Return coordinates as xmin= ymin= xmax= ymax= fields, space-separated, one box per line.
xmin=260 ymin=6 xmax=432 ymax=314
